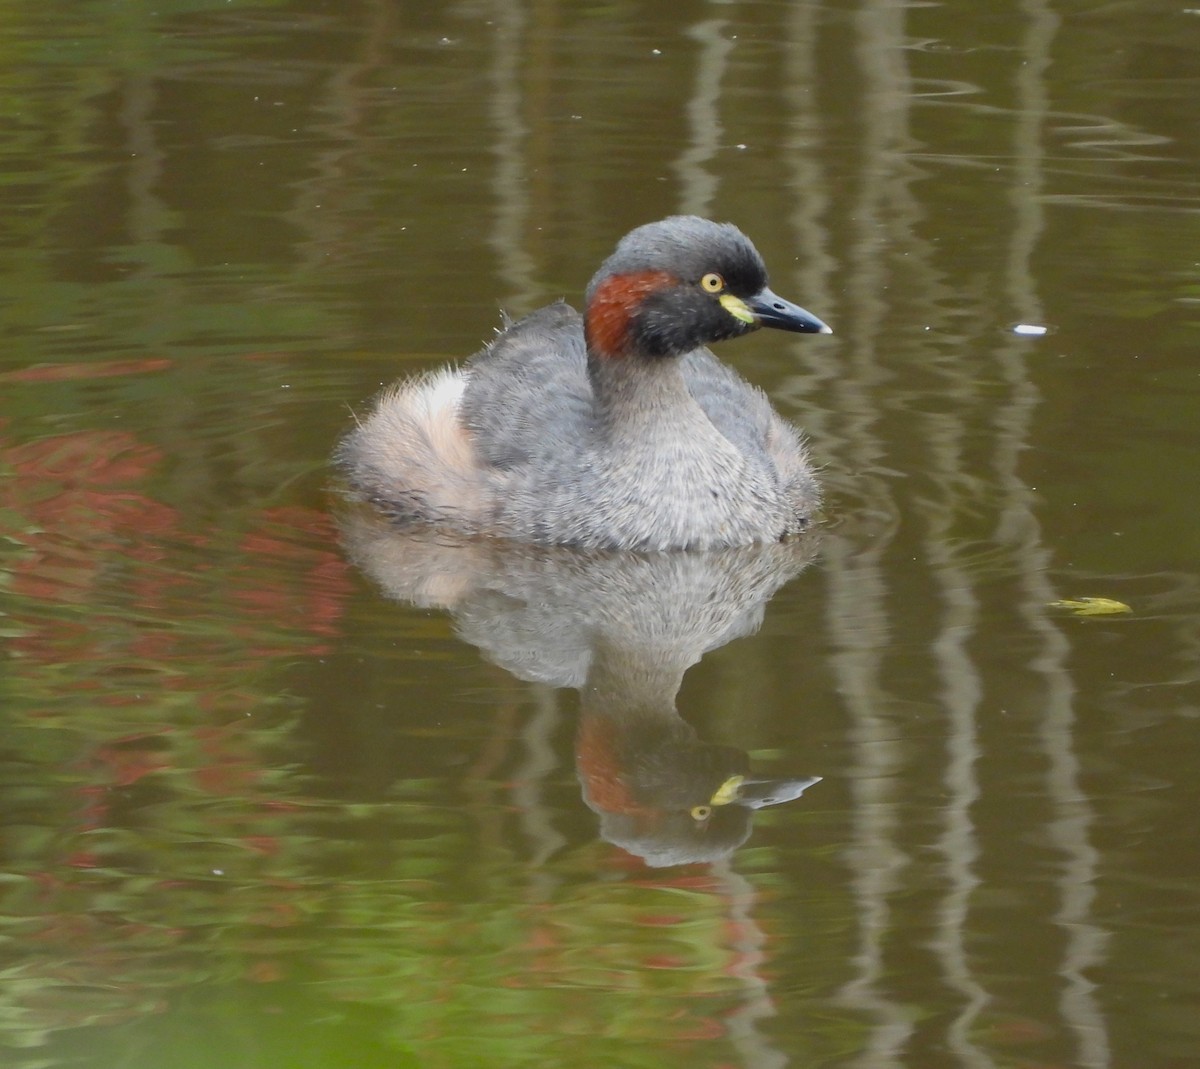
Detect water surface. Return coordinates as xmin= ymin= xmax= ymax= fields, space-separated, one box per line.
xmin=2 ymin=2 xmax=1200 ymax=1067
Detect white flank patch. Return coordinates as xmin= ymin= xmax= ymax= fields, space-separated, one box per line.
xmin=404 ymin=366 xmax=468 ymax=419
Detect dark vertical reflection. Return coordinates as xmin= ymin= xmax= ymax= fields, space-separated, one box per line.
xmin=713 ymin=861 xmax=788 ymax=1069
xmin=673 ymin=0 xmax=735 ymax=218
xmin=778 ymin=0 xmax=838 ymax=417
xmin=828 ymin=2 xmax=915 ymax=1063
xmin=1003 ymin=2 xmax=1111 ymax=1065
xmin=487 ymin=0 xmax=540 ymax=312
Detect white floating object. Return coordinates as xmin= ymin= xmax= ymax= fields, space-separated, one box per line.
xmin=1013 ymin=323 xmax=1049 ymax=336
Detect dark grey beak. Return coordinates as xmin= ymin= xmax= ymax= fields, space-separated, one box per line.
xmin=747 ymin=288 xmax=832 ymax=335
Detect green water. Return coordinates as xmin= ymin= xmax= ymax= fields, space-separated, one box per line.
xmin=2 ymin=1 xmax=1199 ymax=1066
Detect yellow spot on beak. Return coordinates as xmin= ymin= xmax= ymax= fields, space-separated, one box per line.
xmin=709 ymin=775 xmax=745 ymax=806
xmin=719 ymin=293 xmax=756 ymax=326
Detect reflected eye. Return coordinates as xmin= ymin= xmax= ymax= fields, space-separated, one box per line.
xmin=690 ymin=805 xmax=712 ymax=822
xmin=700 ymin=272 xmax=725 ymax=294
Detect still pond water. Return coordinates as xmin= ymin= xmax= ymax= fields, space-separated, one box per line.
xmin=2 ymin=1 xmax=1200 ymax=1066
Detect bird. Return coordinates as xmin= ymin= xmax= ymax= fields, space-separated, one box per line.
xmin=335 ymin=215 xmax=831 ymax=552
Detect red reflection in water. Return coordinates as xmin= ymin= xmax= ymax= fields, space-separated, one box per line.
xmin=2 ymin=426 xmax=353 ymax=1034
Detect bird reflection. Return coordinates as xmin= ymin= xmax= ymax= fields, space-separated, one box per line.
xmin=340 ymin=509 xmax=822 ymax=866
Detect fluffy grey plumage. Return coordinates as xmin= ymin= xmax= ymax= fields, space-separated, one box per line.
xmin=335 ymin=216 xmax=830 ymax=551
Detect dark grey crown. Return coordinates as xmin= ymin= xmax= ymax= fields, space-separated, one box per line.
xmin=585 ymin=216 xmax=769 ymax=302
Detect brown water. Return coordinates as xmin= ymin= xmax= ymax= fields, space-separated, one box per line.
xmin=2 ymin=1 xmax=1199 ymax=1066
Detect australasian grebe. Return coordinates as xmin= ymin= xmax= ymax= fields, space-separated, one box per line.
xmin=336 ymin=215 xmax=831 ymax=551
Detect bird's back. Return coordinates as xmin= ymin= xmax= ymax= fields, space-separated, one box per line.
xmin=460 ymin=301 xmax=595 ymax=471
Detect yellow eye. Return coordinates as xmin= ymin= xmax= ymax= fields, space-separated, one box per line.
xmin=700 ymin=272 xmax=725 ymax=294
xmin=690 ymin=805 xmax=712 ymax=822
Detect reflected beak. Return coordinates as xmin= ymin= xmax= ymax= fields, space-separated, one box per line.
xmin=745 ymin=287 xmax=832 ymax=335
xmin=731 ymin=775 xmax=822 ymax=809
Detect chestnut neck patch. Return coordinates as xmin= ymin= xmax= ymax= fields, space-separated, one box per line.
xmin=584 ymin=270 xmax=676 ymax=358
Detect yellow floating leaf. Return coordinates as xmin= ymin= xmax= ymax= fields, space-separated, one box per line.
xmin=1048 ymin=597 xmax=1132 ymax=616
